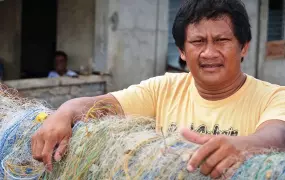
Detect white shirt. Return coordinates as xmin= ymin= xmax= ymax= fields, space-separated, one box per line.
xmin=48 ymin=70 xmax=78 ymax=78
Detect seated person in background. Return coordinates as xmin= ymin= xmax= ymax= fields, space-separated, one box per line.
xmin=48 ymin=51 xmax=78 ymax=78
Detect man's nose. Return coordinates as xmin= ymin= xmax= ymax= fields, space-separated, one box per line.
xmin=200 ymin=43 xmax=219 ymax=59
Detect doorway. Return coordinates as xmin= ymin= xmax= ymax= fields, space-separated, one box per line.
xmin=21 ymin=0 xmax=57 ymax=78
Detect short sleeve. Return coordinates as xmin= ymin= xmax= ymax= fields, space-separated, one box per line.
xmin=256 ymin=89 xmax=285 ymax=129
xmin=110 ymin=75 xmax=165 ymax=117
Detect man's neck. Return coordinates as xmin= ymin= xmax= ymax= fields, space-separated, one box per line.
xmin=195 ymin=73 xmax=247 ymax=101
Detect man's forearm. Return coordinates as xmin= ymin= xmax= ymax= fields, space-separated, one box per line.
xmin=57 ymin=94 xmax=124 ymax=125
xmin=241 ymin=120 xmax=285 ymax=150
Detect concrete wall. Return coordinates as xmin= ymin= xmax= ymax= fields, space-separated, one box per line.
xmin=94 ymin=0 xmax=168 ymax=92
xmin=57 ymin=0 xmax=95 ymax=73
xmin=5 ymin=76 xmax=106 ymax=108
xmin=19 ymin=83 xmax=105 ymax=108
xmin=241 ymin=0 xmax=259 ymax=77
xmin=0 ymin=0 xmax=21 ymax=80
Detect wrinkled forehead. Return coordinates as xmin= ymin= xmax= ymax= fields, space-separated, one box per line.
xmin=186 ymin=15 xmax=234 ymax=38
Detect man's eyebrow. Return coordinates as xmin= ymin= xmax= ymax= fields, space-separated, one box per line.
xmin=213 ymin=34 xmax=232 ymax=38
xmin=187 ymin=34 xmax=206 ymax=39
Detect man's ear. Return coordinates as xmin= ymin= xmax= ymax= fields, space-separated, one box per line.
xmin=241 ymin=42 xmax=250 ymax=57
xmin=178 ymin=48 xmax=186 ymax=61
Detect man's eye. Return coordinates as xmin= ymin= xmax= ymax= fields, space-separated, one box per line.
xmin=217 ymin=38 xmax=229 ymax=42
xmin=191 ymin=40 xmax=204 ymax=44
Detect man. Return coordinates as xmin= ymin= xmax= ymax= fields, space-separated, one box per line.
xmin=32 ymin=0 xmax=285 ymax=179
xmin=48 ymin=51 xmax=78 ymax=78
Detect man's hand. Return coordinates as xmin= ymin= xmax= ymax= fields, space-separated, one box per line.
xmin=31 ymin=94 xmax=123 ymax=172
xmin=31 ymin=110 xmax=73 ymax=172
xmin=181 ymin=120 xmax=285 ymax=179
xmin=181 ymin=128 xmax=247 ymax=179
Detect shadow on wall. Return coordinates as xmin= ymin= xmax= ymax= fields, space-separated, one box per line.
xmin=0 ymin=57 xmax=4 ymax=81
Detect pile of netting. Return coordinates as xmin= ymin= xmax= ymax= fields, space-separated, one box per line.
xmin=0 ymin=85 xmax=285 ymax=180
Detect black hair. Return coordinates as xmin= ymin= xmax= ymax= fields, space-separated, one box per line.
xmin=172 ymin=0 xmax=252 ymax=62
xmin=55 ymin=51 xmax=68 ymax=61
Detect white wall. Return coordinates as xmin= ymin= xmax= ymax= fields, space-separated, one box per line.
xmin=241 ymin=0 xmax=259 ymax=77
xmin=57 ymin=0 xmax=95 ymax=72
xmin=94 ymin=0 xmax=168 ymax=91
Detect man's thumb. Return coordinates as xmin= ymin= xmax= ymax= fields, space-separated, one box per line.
xmin=54 ymin=138 xmax=69 ymax=162
xmin=181 ymin=128 xmax=212 ymax=145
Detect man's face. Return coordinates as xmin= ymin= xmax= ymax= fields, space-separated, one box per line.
xmin=179 ymin=16 xmax=249 ymax=86
xmin=55 ymin=55 xmax=67 ymax=73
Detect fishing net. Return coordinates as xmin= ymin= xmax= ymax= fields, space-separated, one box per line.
xmin=0 ymin=84 xmax=284 ymax=180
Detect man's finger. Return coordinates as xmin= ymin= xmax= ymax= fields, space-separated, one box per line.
xmin=181 ymin=128 xmax=212 ymax=145
xmin=42 ymin=141 xmax=57 ymax=171
xmin=210 ymin=156 xmax=237 ymax=179
xmin=32 ymin=139 xmax=45 ymax=161
xmin=188 ymin=138 xmax=219 ymax=171
xmin=54 ymin=138 xmax=69 ymax=162
xmin=200 ymin=147 xmax=228 ymax=176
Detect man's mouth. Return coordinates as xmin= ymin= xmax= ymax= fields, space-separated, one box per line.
xmin=200 ymin=64 xmax=223 ymax=68
xmin=199 ymin=63 xmax=224 ymax=72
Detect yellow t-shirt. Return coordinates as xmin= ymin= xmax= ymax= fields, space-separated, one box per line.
xmin=111 ymin=73 xmax=285 ymax=136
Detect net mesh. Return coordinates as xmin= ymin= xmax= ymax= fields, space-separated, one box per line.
xmin=0 ymin=85 xmax=284 ymax=179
